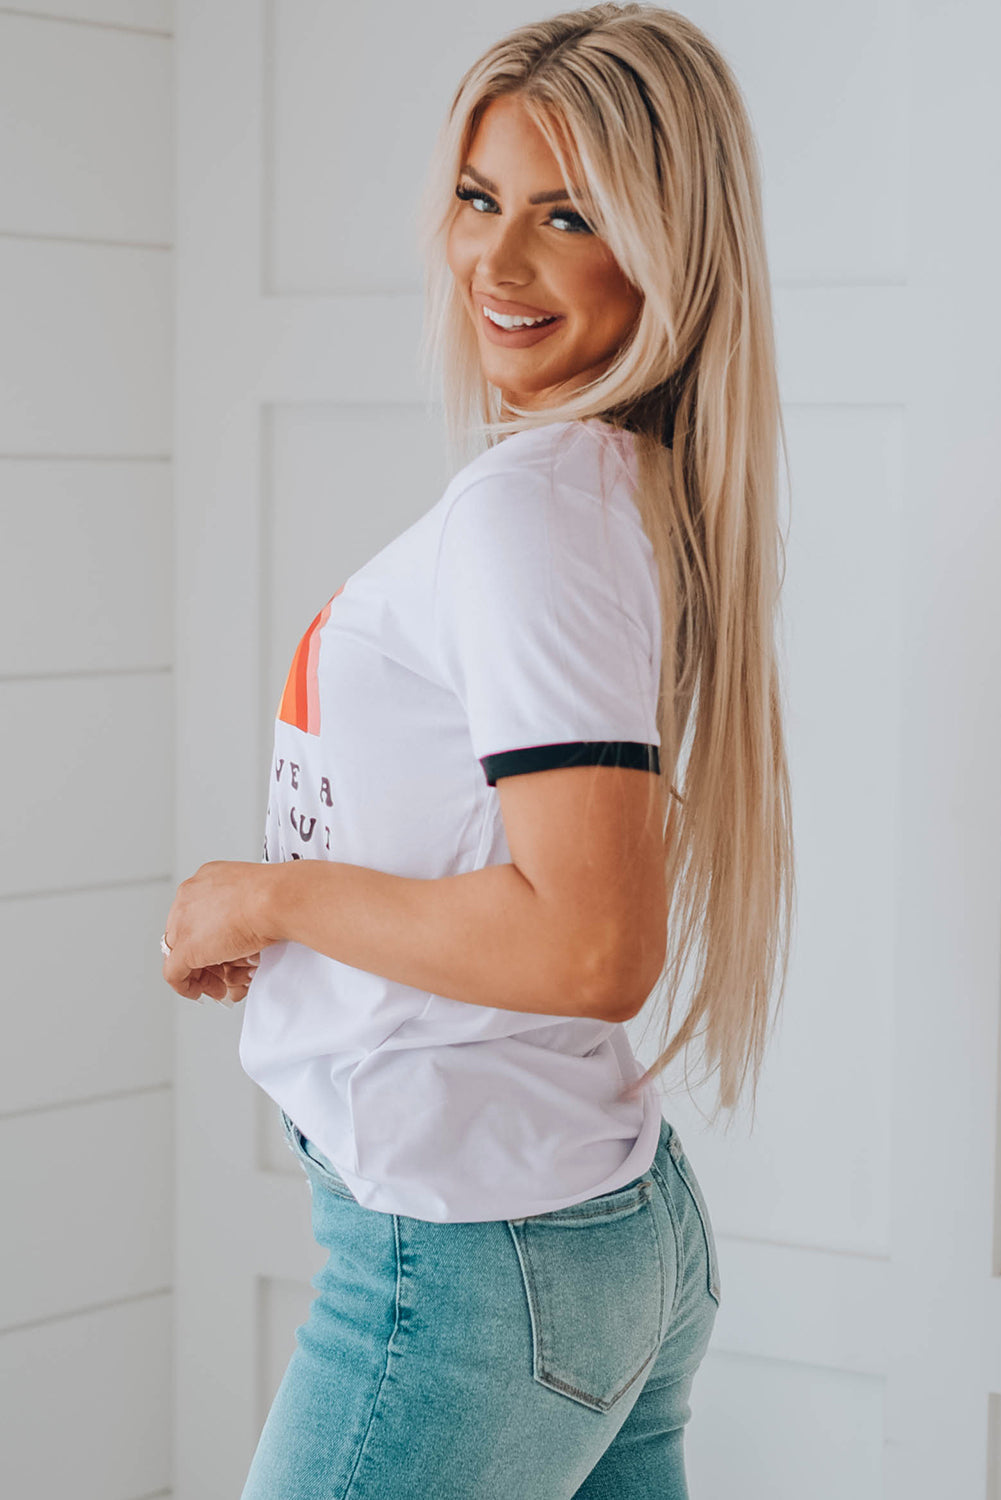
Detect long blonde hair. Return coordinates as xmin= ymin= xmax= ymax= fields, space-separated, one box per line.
xmin=416 ymin=3 xmax=795 ymax=1127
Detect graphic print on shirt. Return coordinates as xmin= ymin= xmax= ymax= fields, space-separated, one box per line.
xmin=267 ymin=751 xmax=336 ymax=861
xmin=269 ymin=585 xmax=344 ymax=863
xmin=277 ymin=585 xmax=344 ymax=734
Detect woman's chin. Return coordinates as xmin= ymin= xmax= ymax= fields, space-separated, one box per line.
xmin=484 ymin=369 xmax=556 ymax=408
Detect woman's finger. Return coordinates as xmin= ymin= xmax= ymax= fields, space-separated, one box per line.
xmin=187 ymin=966 xmax=226 ymax=1001
xmin=165 ymin=959 xmax=255 ymax=1005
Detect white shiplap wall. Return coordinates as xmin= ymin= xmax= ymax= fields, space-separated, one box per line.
xmin=0 ymin=5 xmax=175 ymax=1498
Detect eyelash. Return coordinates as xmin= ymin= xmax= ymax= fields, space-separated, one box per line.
xmin=454 ymin=183 xmax=592 ymax=235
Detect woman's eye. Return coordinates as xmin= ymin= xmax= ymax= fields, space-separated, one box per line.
xmin=455 ymin=184 xmax=497 ymax=214
xmin=548 ymin=210 xmax=592 ymax=235
xmin=454 ymin=184 xmax=592 ymax=235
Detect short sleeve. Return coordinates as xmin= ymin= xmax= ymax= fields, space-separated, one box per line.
xmin=432 ymin=466 xmax=661 ymax=787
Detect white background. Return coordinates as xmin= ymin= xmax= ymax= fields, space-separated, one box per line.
xmin=1 ymin=2 xmax=999 ymax=1497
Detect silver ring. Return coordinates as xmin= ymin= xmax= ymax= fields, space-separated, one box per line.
xmin=160 ymin=932 xmax=172 ymax=958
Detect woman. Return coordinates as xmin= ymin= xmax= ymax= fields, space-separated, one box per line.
xmin=161 ymin=5 xmax=794 ymax=1495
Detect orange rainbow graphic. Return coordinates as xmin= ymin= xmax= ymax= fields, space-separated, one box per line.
xmin=276 ymin=585 xmax=344 ymax=734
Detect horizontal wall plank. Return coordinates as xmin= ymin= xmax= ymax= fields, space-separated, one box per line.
xmin=0 ymin=237 xmax=172 ymax=455
xmin=0 ymin=881 xmax=173 ymax=1113
xmin=0 ymin=2 xmax=172 ymax=33
xmin=0 ymin=459 xmax=171 ymax=677
xmin=0 ymin=11 xmax=172 ymax=243
xmin=0 ymin=1292 xmax=171 ymax=1497
xmin=0 ymin=1088 xmax=172 ymax=1329
xmin=0 ymin=672 xmax=171 ymax=895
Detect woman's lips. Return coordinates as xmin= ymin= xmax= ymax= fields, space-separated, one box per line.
xmin=478 ymin=305 xmax=565 ymax=349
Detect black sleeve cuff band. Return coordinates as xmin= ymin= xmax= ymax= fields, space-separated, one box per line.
xmin=479 ymin=740 xmax=661 ymax=787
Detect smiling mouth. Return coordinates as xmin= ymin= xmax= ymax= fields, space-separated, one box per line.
xmin=481 ymin=305 xmax=560 ymax=330
xmin=476 ymin=304 xmax=566 ymax=351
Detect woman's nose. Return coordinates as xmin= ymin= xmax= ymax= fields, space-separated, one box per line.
xmin=474 ymin=216 xmax=535 ymax=285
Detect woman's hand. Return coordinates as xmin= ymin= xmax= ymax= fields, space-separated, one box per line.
xmin=161 ymin=860 xmax=277 ymax=1004
xmin=195 ymin=955 xmax=261 ymax=1007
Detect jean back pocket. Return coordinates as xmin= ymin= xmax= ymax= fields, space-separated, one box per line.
xmin=505 ymin=1174 xmax=667 ymax=1413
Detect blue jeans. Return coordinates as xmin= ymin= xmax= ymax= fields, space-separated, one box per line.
xmin=240 ymin=1106 xmax=721 ymax=1499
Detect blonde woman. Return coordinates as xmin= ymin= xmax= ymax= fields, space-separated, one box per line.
xmin=162 ymin=4 xmax=794 ymax=1494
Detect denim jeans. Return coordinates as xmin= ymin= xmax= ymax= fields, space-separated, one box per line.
xmin=239 ymin=1106 xmax=720 ymax=1499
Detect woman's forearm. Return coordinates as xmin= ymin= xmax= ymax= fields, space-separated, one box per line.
xmin=258 ymin=858 xmax=624 ymax=1021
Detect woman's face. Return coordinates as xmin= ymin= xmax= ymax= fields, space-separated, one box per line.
xmin=446 ymin=93 xmax=642 ymax=412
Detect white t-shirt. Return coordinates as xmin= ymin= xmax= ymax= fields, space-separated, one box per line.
xmin=238 ymin=416 xmax=665 ymax=1222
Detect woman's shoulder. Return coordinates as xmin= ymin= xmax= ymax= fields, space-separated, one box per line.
xmin=445 ymin=417 xmax=638 ymax=508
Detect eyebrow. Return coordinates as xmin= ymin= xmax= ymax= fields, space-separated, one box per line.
xmin=459 ymin=163 xmax=578 ymax=204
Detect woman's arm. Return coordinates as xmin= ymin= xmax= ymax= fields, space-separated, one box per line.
xmin=263 ymin=857 xmax=612 ymax=1020
xmin=259 ymin=763 xmax=668 ymax=1023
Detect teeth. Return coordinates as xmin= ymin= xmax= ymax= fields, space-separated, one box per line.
xmin=483 ymin=306 xmax=555 ymax=329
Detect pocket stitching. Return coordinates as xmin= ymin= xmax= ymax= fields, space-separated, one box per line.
xmin=670 ymin=1145 xmax=721 ymax=1306
xmin=509 ymin=1174 xmax=652 ymax=1228
xmin=648 ymin=1157 xmax=685 ymax=1324
xmin=506 ymin=1188 xmax=666 ymax=1414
